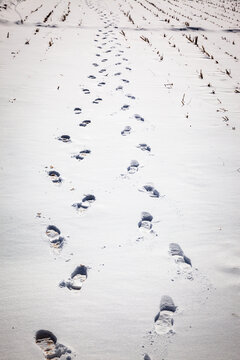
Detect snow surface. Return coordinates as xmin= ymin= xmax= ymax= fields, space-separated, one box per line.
xmin=0 ymin=0 xmax=240 ymax=359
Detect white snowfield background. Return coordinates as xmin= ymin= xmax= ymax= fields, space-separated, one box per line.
xmin=0 ymin=0 xmax=239 ymax=359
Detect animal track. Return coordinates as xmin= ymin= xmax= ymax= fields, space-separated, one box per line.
xmin=137 ymin=143 xmax=151 ymax=152
xmin=121 ymin=126 xmax=131 ymax=136
xmin=72 ymin=194 xmax=96 ymax=212
xmin=58 ymin=135 xmax=71 ymax=143
xmin=48 ymin=170 xmax=62 ymax=183
xmin=127 ymin=160 xmax=139 ymax=174
xmin=79 ymin=120 xmax=91 ymax=127
xmin=140 ymin=185 xmax=160 ymax=198
xmin=35 ymin=330 xmax=73 ymax=359
xmin=138 ymin=212 xmax=153 ymax=230
xmin=134 ymin=114 xmax=144 ymax=121
xmin=121 ymin=104 xmax=130 ymax=111
xmin=72 ymin=149 xmax=91 ymax=160
xmin=46 ymin=225 xmax=65 ymax=250
xmin=74 ymin=107 xmax=81 ymax=114
xmin=154 ymin=296 xmax=177 ymax=335
xmin=59 ymin=265 xmax=88 ymax=290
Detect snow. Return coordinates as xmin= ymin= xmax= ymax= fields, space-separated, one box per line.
xmin=0 ymin=0 xmax=240 ymax=359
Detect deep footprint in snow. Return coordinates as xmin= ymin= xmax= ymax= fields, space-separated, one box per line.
xmin=140 ymin=185 xmax=160 ymax=198
xmin=74 ymin=107 xmax=81 ymax=114
xmin=72 ymin=194 xmax=96 ymax=212
xmin=35 ymin=330 xmax=73 ymax=359
xmin=79 ymin=120 xmax=91 ymax=127
xmin=138 ymin=212 xmax=153 ymax=231
xmin=121 ymin=104 xmax=130 ymax=111
xmin=98 ymin=82 xmax=106 ymax=87
xmin=72 ymin=149 xmax=91 ymax=160
xmin=134 ymin=114 xmax=144 ymax=121
xmin=169 ymin=243 xmax=192 ymax=279
xmin=137 ymin=143 xmax=151 ymax=152
xmin=48 ymin=170 xmax=62 ymax=183
xmin=121 ymin=126 xmax=131 ymax=136
xmin=88 ymin=75 xmax=96 ymax=79
xmin=127 ymin=160 xmax=139 ymax=174
xmin=82 ymin=88 xmax=90 ymax=94
xmin=59 ymin=265 xmax=88 ymax=290
xmin=58 ymin=135 xmax=71 ymax=143
xmin=99 ymin=68 xmax=106 ymax=73
xmin=154 ymin=296 xmax=177 ymax=335
xmin=92 ymin=97 xmax=102 ymax=104
xmin=126 ymin=94 xmax=135 ymax=100
xmin=46 ymin=225 xmax=65 ymax=250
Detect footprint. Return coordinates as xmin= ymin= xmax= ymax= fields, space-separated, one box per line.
xmin=35 ymin=330 xmax=73 ymax=359
xmin=97 ymin=46 xmax=102 ymax=49
xmin=98 ymin=82 xmax=106 ymax=87
xmin=72 ymin=149 xmax=91 ymax=160
xmin=126 ymin=67 xmax=132 ymax=71
xmin=122 ymin=57 xmax=128 ymax=61
xmin=93 ymin=97 xmax=103 ymax=104
xmin=101 ymin=58 xmax=108 ymax=62
xmin=46 ymin=225 xmax=65 ymax=250
xmin=99 ymin=69 xmax=106 ymax=73
xmin=74 ymin=107 xmax=81 ymax=114
xmin=169 ymin=243 xmax=192 ymax=278
xmin=88 ymin=75 xmax=96 ymax=79
xmin=121 ymin=126 xmax=131 ymax=136
xmin=122 ymin=79 xmax=129 ymax=83
xmin=138 ymin=212 xmax=153 ymax=230
xmin=58 ymin=135 xmax=71 ymax=143
xmin=137 ymin=143 xmax=151 ymax=152
xmin=140 ymin=185 xmax=160 ymax=198
xmin=127 ymin=160 xmax=139 ymax=174
xmin=115 ymin=62 xmax=121 ymax=65
xmin=144 ymin=355 xmax=151 ymax=360
xmin=59 ymin=265 xmax=88 ymax=290
xmin=79 ymin=120 xmax=91 ymax=127
xmin=126 ymin=94 xmax=135 ymax=100
xmin=134 ymin=114 xmax=144 ymax=121
xmin=154 ymin=296 xmax=177 ymax=335
xmin=121 ymin=104 xmax=130 ymax=111
xmin=114 ymin=72 xmax=121 ymax=76
xmin=72 ymin=194 xmax=96 ymax=212
xmin=116 ymin=86 xmax=123 ymax=91
xmin=105 ymin=50 xmax=111 ymax=53
xmin=48 ymin=170 xmax=62 ymax=183
xmin=92 ymin=63 xmax=99 ymax=67
xmin=82 ymin=88 xmax=90 ymax=94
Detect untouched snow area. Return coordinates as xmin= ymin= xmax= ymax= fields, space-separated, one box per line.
xmin=0 ymin=0 xmax=240 ymax=359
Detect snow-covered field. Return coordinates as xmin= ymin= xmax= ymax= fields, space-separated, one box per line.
xmin=0 ymin=0 xmax=239 ymax=359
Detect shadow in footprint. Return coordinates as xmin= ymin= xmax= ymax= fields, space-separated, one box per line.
xmin=154 ymin=296 xmax=177 ymax=335
xmin=74 ymin=107 xmax=81 ymax=114
xmin=46 ymin=225 xmax=65 ymax=251
xmin=59 ymin=265 xmax=88 ymax=290
xmin=127 ymin=160 xmax=139 ymax=174
xmin=137 ymin=143 xmax=151 ymax=152
xmin=35 ymin=330 xmax=72 ymax=359
xmin=83 ymin=88 xmax=90 ymax=94
xmin=58 ymin=135 xmax=71 ymax=143
xmin=79 ymin=120 xmax=91 ymax=127
xmin=93 ymin=97 xmax=103 ymax=104
xmin=169 ymin=243 xmax=192 ymax=279
xmin=121 ymin=126 xmax=131 ymax=136
xmin=48 ymin=170 xmax=62 ymax=183
xmin=72 ymin=194 xmax=96 ymax=212
xmin=121 ymin=104 xmax=130 ymax=111
xmin=138 ymin=212 xmax=153 ymax=230
xmin=88 ymin=75 xmax=96 ymax=79
xmin=72 ymin=149 xmax=91 ymax=160
xmin=98 ymin=82 xmax=106 ymax=87
xmin=140 ymin=185 xmax=160 ymax=198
